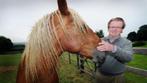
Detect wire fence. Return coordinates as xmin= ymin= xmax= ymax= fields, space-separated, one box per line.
xmin=64 ymin=52 xmax=147 ymax=78
xmin=62 ymin=52 xmax=96 ymax=78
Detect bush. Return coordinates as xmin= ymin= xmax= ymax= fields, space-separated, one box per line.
xmin=133 ymin=41 xmax=145 ymax=47
xmin=0 ymin=36 xmax=13 ymax=53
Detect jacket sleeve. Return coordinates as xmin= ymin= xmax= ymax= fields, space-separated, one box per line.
xmin=112 ymin=40 xmax=133 ymax=63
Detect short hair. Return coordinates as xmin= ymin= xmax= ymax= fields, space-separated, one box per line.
xmin=108 ymin=17 xmax=126 ymax=29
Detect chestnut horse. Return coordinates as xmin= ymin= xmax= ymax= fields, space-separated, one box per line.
xmin=16 ymin=0 xmax=101 ymax=83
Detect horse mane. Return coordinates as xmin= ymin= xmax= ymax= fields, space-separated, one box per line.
xmin=21 ymin=9 xmax=89 ymax=82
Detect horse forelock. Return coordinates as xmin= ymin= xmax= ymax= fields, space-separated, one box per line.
xmin=21 ymin=9 xmax=89 ymax=82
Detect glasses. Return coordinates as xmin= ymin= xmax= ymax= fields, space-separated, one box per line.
xmin=109 ymin=26 xmax=122 ymax=29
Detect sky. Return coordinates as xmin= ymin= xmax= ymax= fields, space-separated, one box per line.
xmin=0 ymin=0 xmax=147 ymax=42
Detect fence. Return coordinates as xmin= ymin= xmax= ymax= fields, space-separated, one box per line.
xmin=67 ymin=53 xmax=95 ymax=77
xmin=66 ymin=52 xmax=147 ymax=78
xmin=133 ymin=47 xmax=147 ymax=55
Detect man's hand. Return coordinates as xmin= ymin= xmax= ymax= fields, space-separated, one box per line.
xmin=97 ymin=40 xmax=114 ymax=52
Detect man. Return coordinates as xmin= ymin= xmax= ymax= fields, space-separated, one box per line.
xmin=92 ymin=17 xmax=133 ymax=83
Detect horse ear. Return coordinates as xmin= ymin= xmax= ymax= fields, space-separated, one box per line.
xmin=57 ymin=0 xmax=70 ymax=15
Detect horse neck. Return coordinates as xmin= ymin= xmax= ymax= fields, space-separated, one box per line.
xmin=19 ymin=41 xmax=63 ymax=83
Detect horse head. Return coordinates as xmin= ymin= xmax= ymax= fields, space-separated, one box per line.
xmin=57 ymin=0 xmax=101 ymax=58
xmin=16 ymin=0 xmax=101 ymax=83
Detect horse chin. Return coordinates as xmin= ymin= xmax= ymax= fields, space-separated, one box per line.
xmin=78 ymin=50 xmax=92 ymax=59
xmin=79 ymin=48 xmax=102 ymax=59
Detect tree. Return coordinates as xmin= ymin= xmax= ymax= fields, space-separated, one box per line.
xmin=95 ymin=30 xmax=104 ymax=38
xmin=127 ymin=31 xmax=137 ymax=42
xmin=127 ymin=24 xmax=147 ymax=41
xmin=0 ymin=36 xmax=13 ymax=53
xmin=137 ymin=25 xmax=147 ymax=41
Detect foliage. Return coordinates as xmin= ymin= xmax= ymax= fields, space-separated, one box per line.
xmin=0 ymin=36 xmax=13 ymax=53
xmin=12 ymin=43 xmax=25 ymax=52
xmin=127 ymin=25 xmax=147 ymax=41
xmin=141 ymin=42 xmax=147 ymax=47
xmin=127 ymin=31 xmax=137 ymax=42
xmin=137 ymin=25 xmax=147 ymax=41
xmin=95 ymin=30 xmax=104 ymax=38
xmin=133 ymin=41 xmax=146 ymax=47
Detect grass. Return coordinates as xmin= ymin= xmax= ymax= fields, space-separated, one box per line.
xmin=0 ymin=53 xmax=21 ymax=83
xmin=0 ymin=53 xmax=21 ymax=66
xmin=0 ymin=52 xmax=147 ymax=83
xmin=0 ymin=70 xmax=17 ymax=83
xmin=60 ymin=53 xmax=147 ymax=83
xmin=128 ymin=54 xmax=147 ymax=70
xmin=59 ymin=58 xmax=93 ymax=83
xmin=125 ymin=72 xmax=147 ymax=83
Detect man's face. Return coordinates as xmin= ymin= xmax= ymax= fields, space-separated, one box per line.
xmin=108 ymin=20 xmax=123 ymax=37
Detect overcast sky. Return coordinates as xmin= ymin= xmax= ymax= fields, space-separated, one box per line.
xmin=0 ymin=0 xmax=147 ymax=42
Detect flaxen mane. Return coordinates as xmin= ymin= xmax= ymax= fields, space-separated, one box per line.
xmin=21 ymin=9 xmax=89 ymax=82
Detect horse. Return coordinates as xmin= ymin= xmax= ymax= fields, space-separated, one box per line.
xmin=16 ymin=0 xmax=101 ymax=83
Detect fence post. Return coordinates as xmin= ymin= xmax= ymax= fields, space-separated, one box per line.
xmin=77 ymin=54 xmax=80 ymax=69
xmin=77 ymin=54 xmax=85 ymax=73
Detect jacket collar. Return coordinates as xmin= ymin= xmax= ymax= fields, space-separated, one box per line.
xmin=105 ymin=35 xmax=121 ymax=43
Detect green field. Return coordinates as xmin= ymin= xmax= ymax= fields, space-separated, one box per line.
xmin=0 ymin=53 xmax=147 ymax=83
xmin=128 ymin=54 xmax=147 ymax=70
xmin=0 ymin=53 xmax=21 ymax=66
